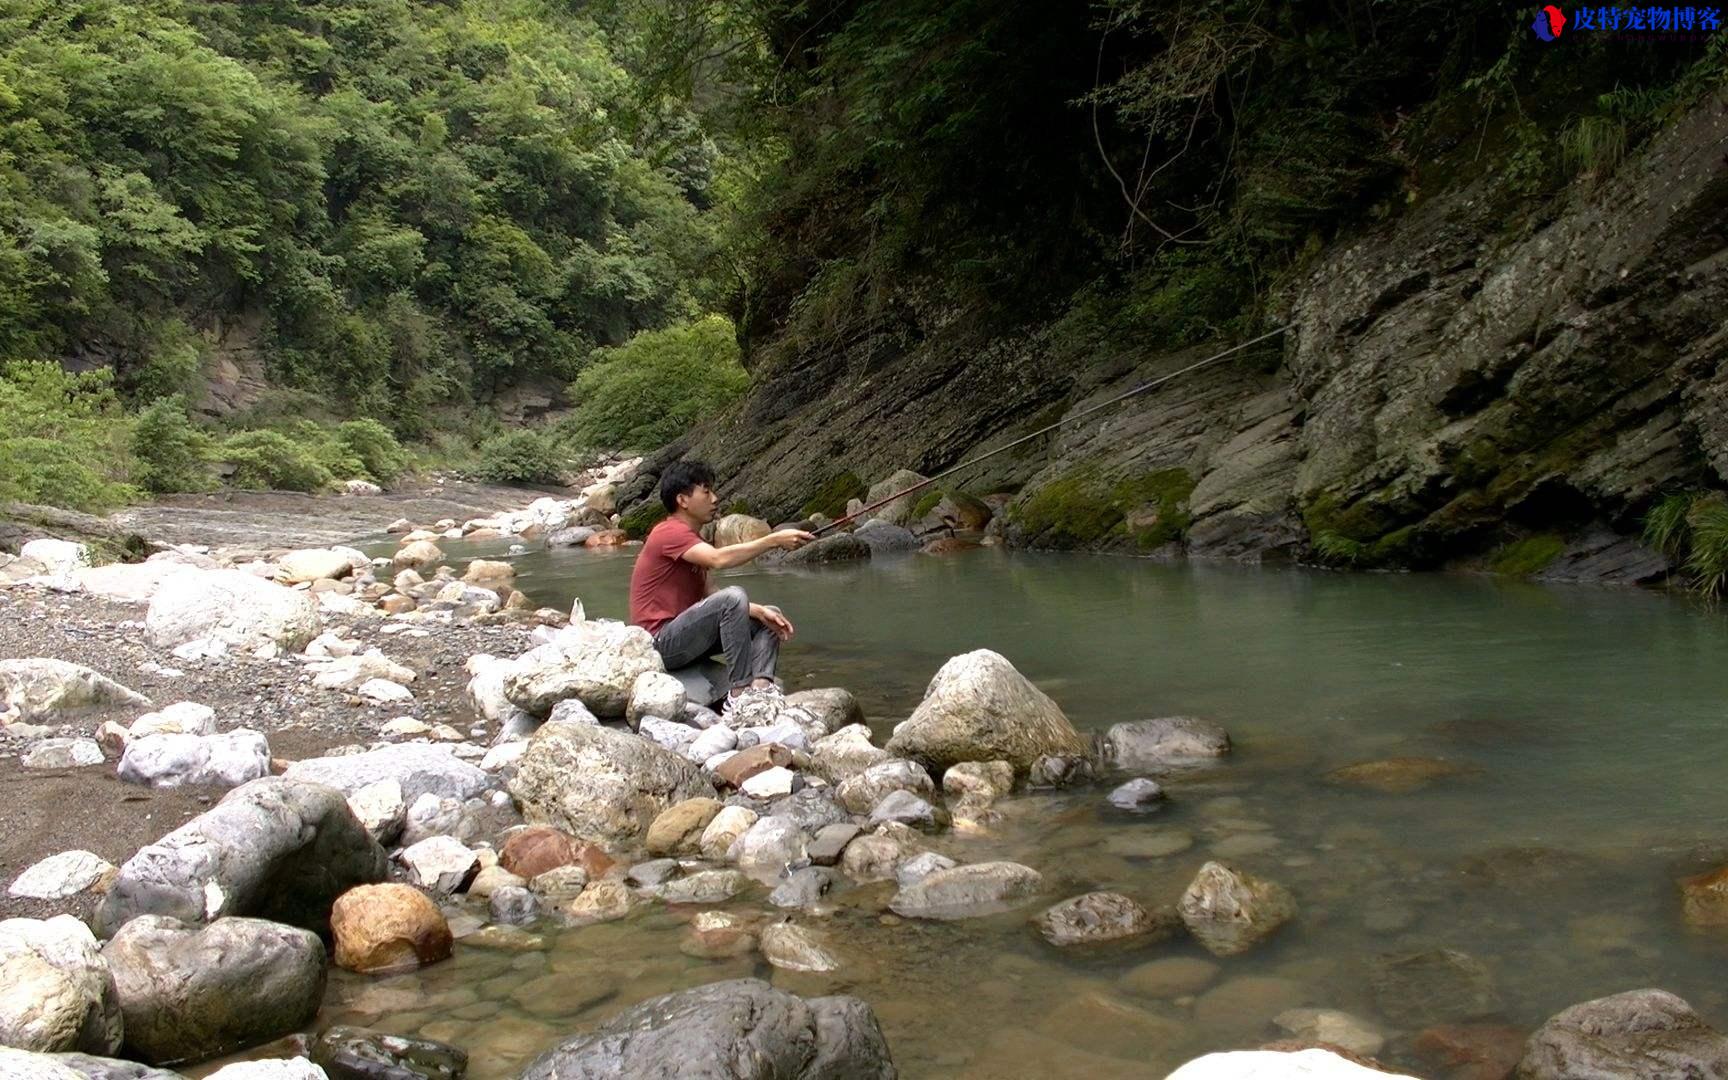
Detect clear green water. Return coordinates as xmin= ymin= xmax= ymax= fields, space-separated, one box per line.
xmin=316 ymin=545 xmax=1728 ymax=1077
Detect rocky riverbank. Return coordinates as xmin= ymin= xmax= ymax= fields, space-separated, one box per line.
xmin=5 ymin=481 xmax=1728 ymax=1079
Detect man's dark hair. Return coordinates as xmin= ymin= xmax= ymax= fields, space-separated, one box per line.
xmin=660 ymin=460 xmax=717 ymax=512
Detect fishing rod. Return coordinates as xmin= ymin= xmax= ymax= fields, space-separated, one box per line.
xmin=809 ymin=324 xmax=1292 ymax=538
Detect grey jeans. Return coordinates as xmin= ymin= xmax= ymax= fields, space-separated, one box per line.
xmin=651 ymin=586 xmax=778 ymax=690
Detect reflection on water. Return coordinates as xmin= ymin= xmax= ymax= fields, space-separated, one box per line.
xmin=324 ymin=543 xmax=1728 ymax=1077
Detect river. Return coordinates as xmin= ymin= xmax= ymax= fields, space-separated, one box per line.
xmin=317 ymin=542 xmax=1728 ymax=1077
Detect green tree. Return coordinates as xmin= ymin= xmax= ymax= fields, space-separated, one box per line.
xmin=568 ymin=314 xmax=749 ymax=451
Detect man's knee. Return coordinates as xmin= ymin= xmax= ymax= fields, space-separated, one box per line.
xmin=716 ymin=585 xmax=748 ymax=610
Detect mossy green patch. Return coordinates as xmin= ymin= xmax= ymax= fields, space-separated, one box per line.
xmin=1489 ymin=534 xmax=1566 ymax=576
xmin=1012 ymin=465 xmax=1195 ymax=549
xmin=618 ymin=501 xmax=669 ymax=539
xmin=800 ymin=471 xmax=867 ymax=519
xmin=911 ymin=489 xmax=944 ymax=521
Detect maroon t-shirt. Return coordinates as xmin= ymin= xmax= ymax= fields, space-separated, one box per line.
xmin=629 ymin=518 xmax=707 ymax=634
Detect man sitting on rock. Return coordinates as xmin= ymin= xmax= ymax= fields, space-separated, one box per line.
xmin=628 ymin=461 xmax=812 ymax=710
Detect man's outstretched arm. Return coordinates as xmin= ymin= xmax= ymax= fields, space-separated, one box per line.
xmin=680 ymin=529 xmax=812 ymax=571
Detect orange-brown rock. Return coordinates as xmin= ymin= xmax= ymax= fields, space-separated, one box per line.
xmin=1324 ymin=757 xmax=1474 ymax=795
xmin=501 ymin=826 xmax=614 ymax=881
xmin=921 ymin=537 xmax=982 ymax=555
xmin=466 ymin=528 xmax=502 ymax=540
xmin=646 ymin=798 xmax=725 ymax=857
xmin=713 ymin=744 xmax=795 ymax=788
xmin=1410 ymin=1023 xmax=1527 ymax=1080
xmin=379 ymin=595 xmax=416 ymax=614
xmin=1681 ymin=865 xmax=1728 ymax=927
xmin=331 ymin=883 xmax=453 ymax=974
xmin=586 ymin=530 xmax=630 ymax=548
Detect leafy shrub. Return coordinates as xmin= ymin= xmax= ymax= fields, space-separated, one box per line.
xmin=0 ymin=361 xmax=137 ymax=512
xmin=131 ymin=396 xmax=215 ymax=494
xmin=1645 ymin=491 xmax=1728 ymax=597
xmin=216 ymin=430 xmax=335 ymax=492
xmin=567 ymin=315 xmax=749 ymax=452
xmin=473 ymin=430 xmax=567 ymax=486
xmin=335 ymin=419 xmax=409 ymax=484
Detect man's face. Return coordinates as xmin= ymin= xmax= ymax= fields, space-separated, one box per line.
xmin=679 ymin=484 xmax=719 ymax=523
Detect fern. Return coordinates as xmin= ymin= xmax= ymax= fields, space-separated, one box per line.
xmin=1642 ymin=491 xmax=1695 ymax=558
xmin=1684 ymin=496 xmax=1728 ymax=599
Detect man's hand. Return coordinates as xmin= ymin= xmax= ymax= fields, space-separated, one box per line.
xmin=766 ymin=528 xmax=814 ymax=550
xmin=750 ymin=603 xmax=795 ymax=641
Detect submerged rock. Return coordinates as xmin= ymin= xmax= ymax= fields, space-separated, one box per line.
xmin=1101 ymin=716 xmax=1230 ymax=771
xmin=103 ymin=915 xmax=326 ymax=1066
xmin=1034 ymin=892 xmax=1176 ymax=948
xmin=507 ymin=720 xmax=716 ymax=846
xmin=312 ymin=1026 xmax=468 ymax=1080
xmin=94 ymin=777 xmax=388 ymax=939
xmin=1516 ymin=988 xmax=1728 ymax=1079
xmin=761 ymin=922 xmax=840 ymax=973
xmin=519 ymin=979 xmax=895 ymax=1079
xmin=1370 ymin=948 xmax=1501 ymax=1027
xmin=1177 ymin=861 xmax=1296 ymax=957
xmin=889 ymin=861 xmax=1043 ymax=920
xmin=886 ymin=650 xmax=1086 ymax=772
xmin=1680 ymin=865 xmax=1728 ymax=928
xmin=1325 ymin=756 xmax=1474 ymax=795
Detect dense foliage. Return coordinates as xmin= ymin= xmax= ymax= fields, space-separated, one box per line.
xmin=0 ymin=0 xmax=1720 ymax=533
xmin=0 ymin=0 xmax=728 ymax=422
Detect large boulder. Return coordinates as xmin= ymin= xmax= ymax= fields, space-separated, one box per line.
xmin=330 ymin=884 xmax=452 ymax=975
xmin=508 ymin=721 xmax=717 ymax=846
xmin=144 ymin=569 xmax=320 ymax=652
xmin=889 ymin=861 xmax=1044 ymax=920
xmin=0 ymin=660 xmax=150 ymax=722
xmin=854 ymin=520 xmax=919 ymax=555
xmin=504 ymin=621 xmax=666 ymax=717
xmin=282 ymin=744 xmax=489 ymax=805
xmin=1514 ymin=989 xmax=1728 ymax=1079
xmin=885 ymin=650 xmax=1085 ymax=772
xmin=780 ymin=533 xmax=871 ymax=565
xmin=93 ymin=777 xmax=389 ymax=939
xmin=1102 ymin=717 xmax=1231 ymax=771
xmin=103 ymin=916 xmax=325 ymax=1066
xmin=117 ymin=731 xmax=271 ymax=790
xmin=861 ymin=470 xmax=929 ymax=527
xmin=0 ymin=915 xmax=122 ymax=1055
xmin=714 ymin=514 xmax=771 ymax=548
xmin=520 ymin=978 xmax=895 ymax=1079
xmin=1178 ymin=862 xmax=1296 ymax=957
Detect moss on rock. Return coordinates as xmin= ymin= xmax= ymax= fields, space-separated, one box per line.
xmin=800 ymin=471 xmax=867 ymax=519
xmin=1013 ymin=465 xmax=1195 ymax=549
xmin=1489 ymin=534 xmax=1566 ymax=576
xmin=618 ymin=501 xmax=669 ymax=539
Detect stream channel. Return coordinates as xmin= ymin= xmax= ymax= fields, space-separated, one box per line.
xmin=312 ymin=542 xmax=1728 ymax=1078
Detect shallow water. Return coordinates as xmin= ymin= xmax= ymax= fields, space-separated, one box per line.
xmin=321 ymin=545 xmax=1728 ymax=1077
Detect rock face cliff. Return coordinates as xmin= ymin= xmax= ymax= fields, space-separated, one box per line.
xmin=642 ymin=92 xmax=1728 ymax=583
